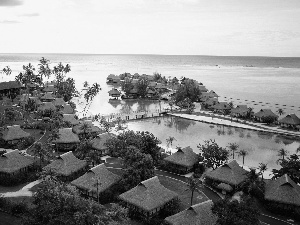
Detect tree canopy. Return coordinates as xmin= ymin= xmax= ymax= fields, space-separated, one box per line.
xmin=174 ymin=78 xmax=201 ymax=103
xmin=198 ymin=139 xmax=229 ymax=170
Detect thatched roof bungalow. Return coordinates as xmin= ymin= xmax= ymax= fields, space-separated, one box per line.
xmin=208 ymin=90 xmax=219 ymax=98
xmin=231 ymin=105 xmax=249 ymax=117
xmin=60 ymin=104 xmax=75 ymax=114
xmin=1 ymin=125 xmax=30 ymax=144
xmin=43 ymin=85 xmax=57 ymax=93
xmin=211 ymin=102 xmax=230 ymax=113
xmin=62 ymin=114 xmax=79 ymax=126
xmin=108 ymin=88 xmax=121 ymax=98
xmin=44 ymin=151 xmax=87 ymax=180
xmin=53 ymin=98 xmax=66 ymax=107
xmin=71 ymin=164 xmax=120 ymax=198
xmin=205 ymin=160 xmax=248 ymax=190
xmin=265 ymin=174 xmax=300 ymax=207
xmin=254 ymin=109 xmax=278 ymax=122
xmin=119 ymin=176 xmax=178 ymax=219
xmin=52 ymin=128 xmax=80 ymax=151
xmin=0 ymin=150 xmax=34 ymax=177
xmin=40 ymin=92 xmax=55 ymax=102
xmin=37 ymin=102 xmax=56 ymax=112
xmin=164 ymin=146 xmax=199 ymax=174
xmin=164 ymin=200 xmax=217 ymax=225
xmin=278 ymin=114 xmax=300 ymax=128
xmin=72 ymin=121 xmax=102 ymax=138
xmin=90 ymin=133 xmax=115 ymax=155
xmin=198 ymin=85 xmax=208 ymax=92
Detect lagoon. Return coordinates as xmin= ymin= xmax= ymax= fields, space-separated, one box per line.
xmin=127 ymin=115 xmax=300 ymax=170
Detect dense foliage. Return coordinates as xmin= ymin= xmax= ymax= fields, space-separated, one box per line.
xmin=174 ymin=78 xmax=201 ymax=103
xmin=198 ymin=139 xmax=229 ymax=169
xmin=212 ymin=196 xmax=260 ymax=225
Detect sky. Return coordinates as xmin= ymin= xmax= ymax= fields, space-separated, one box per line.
xmin=0 ymin=0 xmax=300 ymax=56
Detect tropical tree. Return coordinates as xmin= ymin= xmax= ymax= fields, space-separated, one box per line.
xmin=241 ymin=168 xmax=264 ymax=196
xmin=83 ymin=82 xmax=101 ymax=116
xmin=79 ymin=121 xmax=91 ymax=139
xmin=2 ymin=66 xmax=12 ymax=80
xmin=136 ymin=77 xmax=149 ymax=98
xmin=238 ymin=149 xmax=248 ymax=168
xmin=187 ymin=176 xmax=201 ymax=206
xmin=277 ymin=148 xmax=288 ymax=162
xmin=227 ymin=142 xmax=239 ymax=159
xmin=166 ymin=136 xmax=176 ymax=149
xmin=38 ymin=57 xmax=51 ymax=83
xmin=32 ymin=142 xmax=51 ymax=167
xmin=258 ymin=163 xmax=268 ymax=181
xmin=212 ymin=196 xmax=260 ymax=225
xmin=174 ymin=79 xmax=201 ymax=103
xmin=246 ymin=107 xmax=254 ymax=119
xmin=277 ymin=108 xmax=285 ymax=116
xmin=198 ymin=139 xmax=229 ymax=170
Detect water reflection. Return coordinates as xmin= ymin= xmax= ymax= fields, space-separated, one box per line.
xmin=127 ymin=115 xmax=300 ymax=170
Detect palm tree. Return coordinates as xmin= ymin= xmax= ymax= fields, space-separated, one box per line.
xmin=2 ymin=66 xmax=12 ymax=80
xmin=246 ymin=107 xmax=254 ymax=119
xmin=242 ymin=168 xmax=264 ymax=196
xmin=79 ymin=122 xmax=91 ymax=139
xmin=277 ymin=108 xmax=285 ymax=116
xmin=277 ymin=148 xmax=288 ymax=162
xmin=258 ymin=163 xmax=268 ymax=181
xmin=187 ymin=176 xmax=201 ymax=206
xmin=166 ymin=136 xmax=176 ymax=149
xmin=38 ymin=57 xmax=51 ymax=83
xmin=238 ymin=149 xmax=248 ymax=168
xmin=32 ymin=142 xmax=47 ymax=167
xmin=227 ymin=142 xmax=239 ymax=159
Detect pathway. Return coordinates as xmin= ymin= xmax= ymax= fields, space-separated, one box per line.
xmin=1 ymin=180 xmax=40 ymax=198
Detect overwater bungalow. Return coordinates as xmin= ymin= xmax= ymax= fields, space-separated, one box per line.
xmin=163 ymin=146 xmax=199 ymax=174
xmin=278 ymin=114 xmax=300 ymax=129
xmin=0 ymin=150 xmax=34 ymax=178
xmin=106 ymin=74 xmax=120 ymax=84
xmin=90 ymin=133 xmax=116 ymax=155
xmin=119 ymin=176 xmax=178 ymax=219
xmin=205 ymin=160 xmax=248 ymax=194
xmin=164 ymin=200 xmax=217 ymax=225
xmin=108 ymin=88 xmax=121 ymax=99
xmin=71 ymin=164 xmax=120 ymax=199
xmin=264 ymin=174 xmax=300 ymax=214
xmin=52 ymin=128 xmax=80 ymax=151
xmin=1 ymin=125 xmax=30 ymax=145
xmin=44 ymin=151 xmax=87 ymax=181
xmin=72 ymin=121 xmax=102 ymax=139
xmin=127 ymin=88 xmax=138 ymax=99
xmin=231 ymin=105 xmax=249 ymax=118
xmin=146 ymin=89 xmax=157 ymax=99
xmin=253 ymin=109 xmax=278 ymax=122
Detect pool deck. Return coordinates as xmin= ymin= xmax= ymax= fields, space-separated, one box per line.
xmin=168 ymin=111 xmax=300 ymax=138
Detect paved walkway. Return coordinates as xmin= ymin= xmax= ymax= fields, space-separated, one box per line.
xmin=1 ymin=180 xmax=40 ymax=198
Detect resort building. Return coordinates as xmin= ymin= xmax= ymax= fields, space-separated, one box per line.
xmin=53 ymin=98 xmax=66 ymax=107
xmin=37 ymin=102 xmax=56 ymax=116
xmin=0 ymin=150 xmax=34 ymax=178
xmin=119 ymin=176 xmax=178 ymax=219
xmin=201 ymin=98 xmax=219 ymax=109
xmin=1 ymin=125 xmax=30 ymax=145
xmin=108 ymin=88 xmax=121 ymax=99
xmin=164 ymin=200 xmax=217 ymax=225
xmin=211 ymin=102 xmax=231 ymax=114
xmin=106 ymin=74 xmax=121 ymax=84
xmin=205 ymin=160 xmax=248 ymax=194
xmin=71 ymin=164 xmax=120 ymax=199
xmin=40 ymin=92 xmax=55 ymax=102
xmin=278 ymin=114 xmax=300 ymax=129
xmin=0 ymin=81 xmax=23 ymax=97
xmin=43 ymin=85 xmax=57 ymax=93
xmin=52 ymin=128 xmax=80 ymax=151
xmin=163 ymin=146 xmax=199 ymax=174
xmin=90 ymin=133 xmax=116 ymax=155
xmin=44 ymin=151 xmax=87 ymax=181
xmin=72 ymin=121 xmax=102 ymax=139
xmin=198 ymin=85 xmax=208 ymax=92
xmin=231 ymin=105 xmax=249 ymax=118
xmin=264 ymin=174 xmax=300 ymax=211
xmin=208 ymin=90 xmax=219 ymax=99
xmin=62 ymin=114 xmax=80 ymax=126
xmin=60 ymin=104 xmax=75 ymax=114
xmin=253 ymin=109 xmax=278 ymax=122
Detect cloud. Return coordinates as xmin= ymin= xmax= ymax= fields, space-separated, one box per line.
xmin=0 ymin=0 xmax=23 ymax=7
xmin=0 ymin=20 xmax=20 ymax=23
xmin=20 ymin=13 xmax=40 ymax=17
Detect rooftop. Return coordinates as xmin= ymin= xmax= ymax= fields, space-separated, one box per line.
xmin=0 ymin=150 xmax=34 ymax=174
xmin=164 ymin=146 xmax=198 ymax=167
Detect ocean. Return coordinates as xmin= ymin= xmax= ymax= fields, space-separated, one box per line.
xmin=1 ymin=53 xmax=300 ymax=116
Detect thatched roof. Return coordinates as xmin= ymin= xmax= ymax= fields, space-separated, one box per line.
xmin=0 ymin=150 xmax=34 ymax=174
xmin=72 ymin=121 xmax=102 ymax=135
xmin=71 ymin=164 xmax=120 ymax=194
xmin=40 ymin=92 xmax=55 ymax=101
xmin=63 ymin=114 xmax=79 ymax=126
xmin=43 ymin=85 xmax=57 ymax=93
xmin=1 ymin=125 xmax=30 ymax=141
xmin=53 ymin=98 xmax=66 ymax=106
xmin=254 ymin=109 xmax=278 ymax=119
xmin=203 ymin=98 xmax=219 ymax=106
xmin=0 ymin=81 xmax=23 ymax=91
xmin=198 ymin=85 xmax=208 ymax=92
xmin=278 ymin=114 xmax=300 ymax=125
xmin=119 ymin=176 xmax=178 ymax=212
xmin=212 ymin=102 xmax=230 ymax=110
xmin=108 ymin=88 xmax=121 ymax=97
xmin=208 ymin=90 xmax=219 ymax=98
xmin=107 ymin=74 xmax=117 ymax=79
xmin=60 ymin=104 xmax=75 ymax=114
xmin=165 ymin=200 xmax=217 ymax=225
xmin=37 ymin=102 xmax=56 ymax=111
xmin=53 ymin=128 xmax=80 ymax=144
xmin=205 ymin=160 xmax=248 ymax=186
xmin=29 ymin=97 xmax=42 ymax=105
xmin=217 ymin=182 xmax=233 ymax=192
xmin=148 ymin=82 xmax=157 ymax=87
xmin=44 ymin=151 xmax=87 ymax=177
xmin=265 ymin=174 xmax=300 ymax=206
xmin=231 ymin=105 xmax=248 ymax=115
xmin=164 ymin=146 xmax=198 ymax=167
xmin=90 ymin=133 xmax=115 ymax=151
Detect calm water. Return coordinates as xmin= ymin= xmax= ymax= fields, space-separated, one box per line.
xmin=1 ymin=54 xmax=300 ymax=169
xmin=127 ymin=116 xmax=300 ymax=170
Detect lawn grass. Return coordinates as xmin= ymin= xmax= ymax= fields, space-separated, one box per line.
xmin=158 ymin=175 xmax=209 ymax=210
